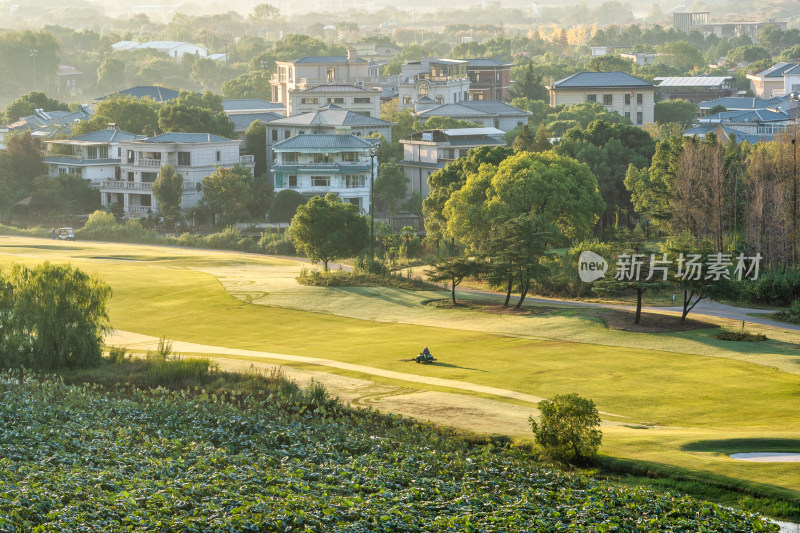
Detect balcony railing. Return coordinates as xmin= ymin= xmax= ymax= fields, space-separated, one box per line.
xmin=139 ymin=158 xmax=164 ymax=167
xmin=273 ymin=162 xmax=371 ymax=171
xmin=101 ymin=180 xmax=153 ymax=190
xmin=239 ymin=155 xmax=255 ymax=164
xmin=127 ymin=205 xmax=153 ymax=214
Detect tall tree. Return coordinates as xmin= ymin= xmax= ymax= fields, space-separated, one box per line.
xmin=72 ymin=95 xmax=160 ymax=136
xmin=374 ymin=162 xmax=408 ymax=215
xmin=152 ymin=164 xmax=184 ymax=217
xmin=244 ymin=120 xmax=268 ymax=177
xmin=288 ymin=193 xmax=369 ymax=270
xmin=426 ymin=257 xmax=486 ymax=305
xmin=249 ymin=4 xmax=280 ymax=38
xmin=3 ymin=92 xmax=69 ymax=123
xmin=158 ymin=90 xmax=235 ymax=139
xmin=199 ymin=166 xmax=251 ymax=225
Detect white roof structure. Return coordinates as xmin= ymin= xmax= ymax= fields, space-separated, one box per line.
xmin=441 ymin=127 xmax=505 ymax=137
xmin=655 ymin=76 xmax=735 ymax=87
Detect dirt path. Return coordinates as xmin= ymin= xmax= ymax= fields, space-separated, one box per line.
xmin=107 ymin=329 xmax=625 ymax=428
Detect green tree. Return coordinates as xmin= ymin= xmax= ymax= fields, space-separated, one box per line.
xmin=654 ymin=99 xmax=699 ymax=128
xmin=512 ymin=125 xmax=534 ymax=152
xmin=3 ymin=91 xmax=69 ymax=123
xmin=587 ymin=55 xmax=633 ymax=73
xmin=657 ymin=41 xmax=704 ymax=72
xmin=245 ymin=120 xmax=268 ymax=177
xmin=288 ymin=193 xmax=369 ymax=270
xmin=158 ymin=90 xmax=235 ymax=139
xmin=221 ymin=71 xmax=272 ymax=100
xmin=96 ymin=57 xmax=126 ymax=94
xmin=509 ymin=62 xmax=548 ymax=101
xmin=5 ymin=131 xmax=44 ymax=196
xmin=531 ymin=124 xmax=553 ymax=152
xmin=529 ymin=393 xmax=602 ymax=461
xmin=247 ymin=171 xmax=274 ymax=220
xmin=73 ymin=95 xmax=160 ymax=136
xmin=426 ymin=256 xmax=485 ymax=305
xmin=270 ymin=189 xmax=307 ymax=223
xmin=0 ymin=262 xmax=111 ymax=369
xmin=374 ymin=162 xmax=408 ymax=215
xmin=0 ymin=30 xmax=60 ymax=98
xmin=707 ymin=104 xmax=727 ymax=116
xmin=152 ymin=164 xmax=184 ymax=217
xmin=249 ymin=3 xmax=280 ymax=38
xmin=199 ymin=166 xmax=251 ymax=225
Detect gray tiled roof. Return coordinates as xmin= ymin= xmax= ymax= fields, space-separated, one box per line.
xmin=140 ymin=133 xmax=233 ymax=143
xmin=98 ymin=86 xmax=181 ymax=102
xmin=230 ymin=112 xmax=284 ymax=132
xmin=753 ymin=62 xmax=797 ymax=78
xmin=684 ymin=125 xmax=766 ymax=144
xmin=269 ymin=108 xmax=392 ymax=127
xmin=418 ymin=100 xmax=530 ymax=117
xmin=697 ymin=97 xmax=773 ymax=110
xmin=273 ymin=134 xmax=375 ymax=150
xmin=288 ymin=56 xmax=368 ymax=64
xmin=222 ymin=99 xmax=285 ymax=111
xmin=465 ymin=58 xmax=512 ymax=68
xmin=69 ymin=128 xmax=144 ymax=142
xmin=553 ymin=72 xmax=653 ymax=88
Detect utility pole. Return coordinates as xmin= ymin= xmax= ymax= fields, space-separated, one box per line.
xmin=793 ymin=138 xmax=797 ymax=265
xmin=30 ymin=49 xmax=38 ymax=91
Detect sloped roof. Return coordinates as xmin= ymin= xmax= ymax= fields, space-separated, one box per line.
xmin=553 ymin=72 xmax=653 ymax=88
xmin=273 ymin=133 xmax=375 ymax=150
xmin=417 ymin=100 xmax=530 ymax=118
xmin=684 ymin=124 xmax=766 ymax=144
xmin=465 ymin=58 xmax=512 ymax=68
xmin=752 ymin=62 xmax=798 ymax=78
xmin=230 ymin=112 xmax=284 ymax=132
xmin=698 ymin=96 xmax=773 ymax=110
xmin=293 ymin=84 xmax=379 ymax=93
xmin=269 ymin=108 xmax=392 ymax=127
xmin=287 ymin=56 xmax=368 ymax=64
xmin=98 ymin=86 xmax=181 ymax=102
xmin=139 ymin=133 xmax=233 ymax=143
xmin=655 ymin=76 xmax=734 ymax=87
xmin=702 ymin=108 xmax=792 ymax=123
xmin=222 ymin=99 xmax=284 ymax=111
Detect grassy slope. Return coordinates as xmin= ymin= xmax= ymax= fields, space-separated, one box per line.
xmin=2 ymin=237 xmax=800 ymax=504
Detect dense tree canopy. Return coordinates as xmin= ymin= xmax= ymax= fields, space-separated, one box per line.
xmin=3 ymin=92 xmax=69 ymax=123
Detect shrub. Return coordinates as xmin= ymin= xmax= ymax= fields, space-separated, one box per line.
xmin=530 ymin=393 xmax=602 ymax=461
xmin=0 ymin=262 xmax=111 ymax=369
xmin=258 ymin=230 xmax=296 ymax=255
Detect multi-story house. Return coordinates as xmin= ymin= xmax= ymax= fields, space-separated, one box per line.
xmin=416 ymin=100 xmax=530 ymax=132
xmin=399 ymin=127 xmax=506 ymax=198
xmin=287 ymin=84 xmax=381 ymax=117
xmin=101 ymin=133 xmax=254 ymax=217
xmin=42 ymin=125 xmax=146 ymax=186
xmin=266 ymin=105 xmax=393 ymax=174
xmin=398 ymin=59 xmax=470 ymax=110
xmin=655 ymin=76 xmax=737 ymax=103
xmin=271 ymin=133 xmax=376 ymax=214
xmin=270 ymin=52 xmax=376 ymax=110
xmin=548 ymin=72 xmax=656 ymax=126
xmin=747 ymin=63 xmax=800 ymax=98
xmin=466 ymin=59 xmax=512 ymax=101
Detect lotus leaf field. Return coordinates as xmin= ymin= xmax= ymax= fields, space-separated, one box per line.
xmin=0 ymin=374 xmax=777 ymax=532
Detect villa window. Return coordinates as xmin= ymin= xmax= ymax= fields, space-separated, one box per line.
xmin=637 ymin=111 xmax=643 ymax=125
xmin=311 ymin=176 xmax=330 ymax=187
xmin=418 ymin=83 xmax=429 ymax=98
xmin=288 ymin=175 xmax=297 ymax=187
xmin=327 ymin=67 xmax=335 ymax=81
xmin=436 ymin=95 xmax=444 ymax=104
xmin=603 ymin=94 xmax=613 ymax=106
xmin=127 ymin=150 xmax=134 ymax=163
xmin=313 ymin=153 xmax=332 ymax=163
xmin=327 ymin=98 xmax=345 ymax=104
xmin=354 ymin=97 xmax=371 ymax=103
xmin=403 ymin=95 xmax=411 ymax=105
xmin=283 ymin=152 xmax=298 ymax=163
xmin=345 ymin=175 xmax=365 ymax=188
xmin=142 ymin=172 xmax=158 ymax=183
xmin=587 ymin=94 xmax=597 ymax=102
xmin=301 ymin=97 xmax=319 ymax=104
xmin=342 ymin=152 xmax=357 ymax=162
xmin=625 ymin=93 xmax=631 ymax=105
xmin=216 ymin=151 xmax=221 ymax=162
xmin=637 ymin=93 xmax=643 ymax=105
xmin=272 ymin=129 xmax=278 ymax=142
xmin=177 ymin=152 xmax=191 ymax=166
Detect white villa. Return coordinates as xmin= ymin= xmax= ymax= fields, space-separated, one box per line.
xmin=102 ymin=133 xmax=254 ymax=217
xmin=398 ymin=59 xmax=470 ymax=111
xmin=43 ymin=125 xmax=146 ymax=186
xmin=271 ymin=133 xmax=377 ymax=214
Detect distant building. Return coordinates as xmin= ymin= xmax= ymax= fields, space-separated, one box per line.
xmin=399 ymin=128 xmax=505 ymax=198
xmin=5 ymin=106 xmax=93 ymax=134
xmin=221 ymin=99 xmax=286 ymax=138
xmin=697 ymin=94 xmax=799 ymax=116
xmin=398 ymin=58 xmax=470 ymax=110
xmin=270 ymin=51 xmax=375 ymax=111
xmin=673 ymin=11 xmax=786 ymax=40
xmin=619 ymin=52 xmax=659 ymax=66
xmin=271 ymin=133 xmax=376 ymax=214
xmin=287 ymin=84 xmax=381 ymax=117
xmin=415 ymin=100 xmax=530 ymax=132
xmin=42 ymin=125 xmax=145 ymax=186
xmin=111 ymin=40 xmax=208 ymax=62
xmin=548 ymin=72 xmax=656 ymax=125
xmin=655 ymin=76 xmax=736 ymax=103
xmin=104 ymin=133 xmax=253 ymax=217
xmin=465 ymin=58 xmax=512 ymax=101
xmin=343 ymin=42 xmax=402 ymax=62
xmin=686 ymin=107 xmax=794 ymax=142
xmin=56 ymin=65 xmax=84 ymax=97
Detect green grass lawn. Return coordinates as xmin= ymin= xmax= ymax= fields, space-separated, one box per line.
xmin=3 ymin=236 xmax=800 ymax=507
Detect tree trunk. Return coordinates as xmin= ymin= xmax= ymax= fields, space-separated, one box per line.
xmin=451 ymin=277 xmax=457 ymax=305
xmin=681 ymin=289 xmax=690 ymax=322
xmin=635 ymin=287 xmax=643 ymax=325
xmin=323 ymin=259 xmax=329 ymax=271
xmin=504 ymin=274 xmax=512 ymax=307
xmin=515 ymin=279 xmax=529 ymax=309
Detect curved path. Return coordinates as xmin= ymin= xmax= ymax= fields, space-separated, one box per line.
xmin=106 ymin=329 xmax=623 ymax=418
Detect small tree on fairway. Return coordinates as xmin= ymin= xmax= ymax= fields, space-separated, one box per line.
xmin=529 ymin=393 xmax=602 ymax=461
xmin=426 ymin=257 xmax=485 ymax=305
xmin=199 ymin=166 xmax=251 ymax=225
xmin=288 ymin=193 xmax=369 ymax=270
xmin=152 ymin=164 xmax=183 ymax=218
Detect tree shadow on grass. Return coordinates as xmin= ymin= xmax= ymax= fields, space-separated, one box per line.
xmin=0 ymin=244 xmax=81 ymax=250
xmin=682 ymin=438 xmax=800 ymax=453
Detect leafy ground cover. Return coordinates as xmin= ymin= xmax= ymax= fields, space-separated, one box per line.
xmin=0 ymin=373 xmax=778 ymax=532
xmin=297 ymin=267 xmax=438 ymax=291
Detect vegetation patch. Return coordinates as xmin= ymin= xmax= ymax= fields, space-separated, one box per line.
xmin=0 ymin=372 xmax=777 ymax=532
xmin=714 ymin=322 xmax=768 ymax=342
xmin=297 ymin=267 xmax=439 ymax=291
